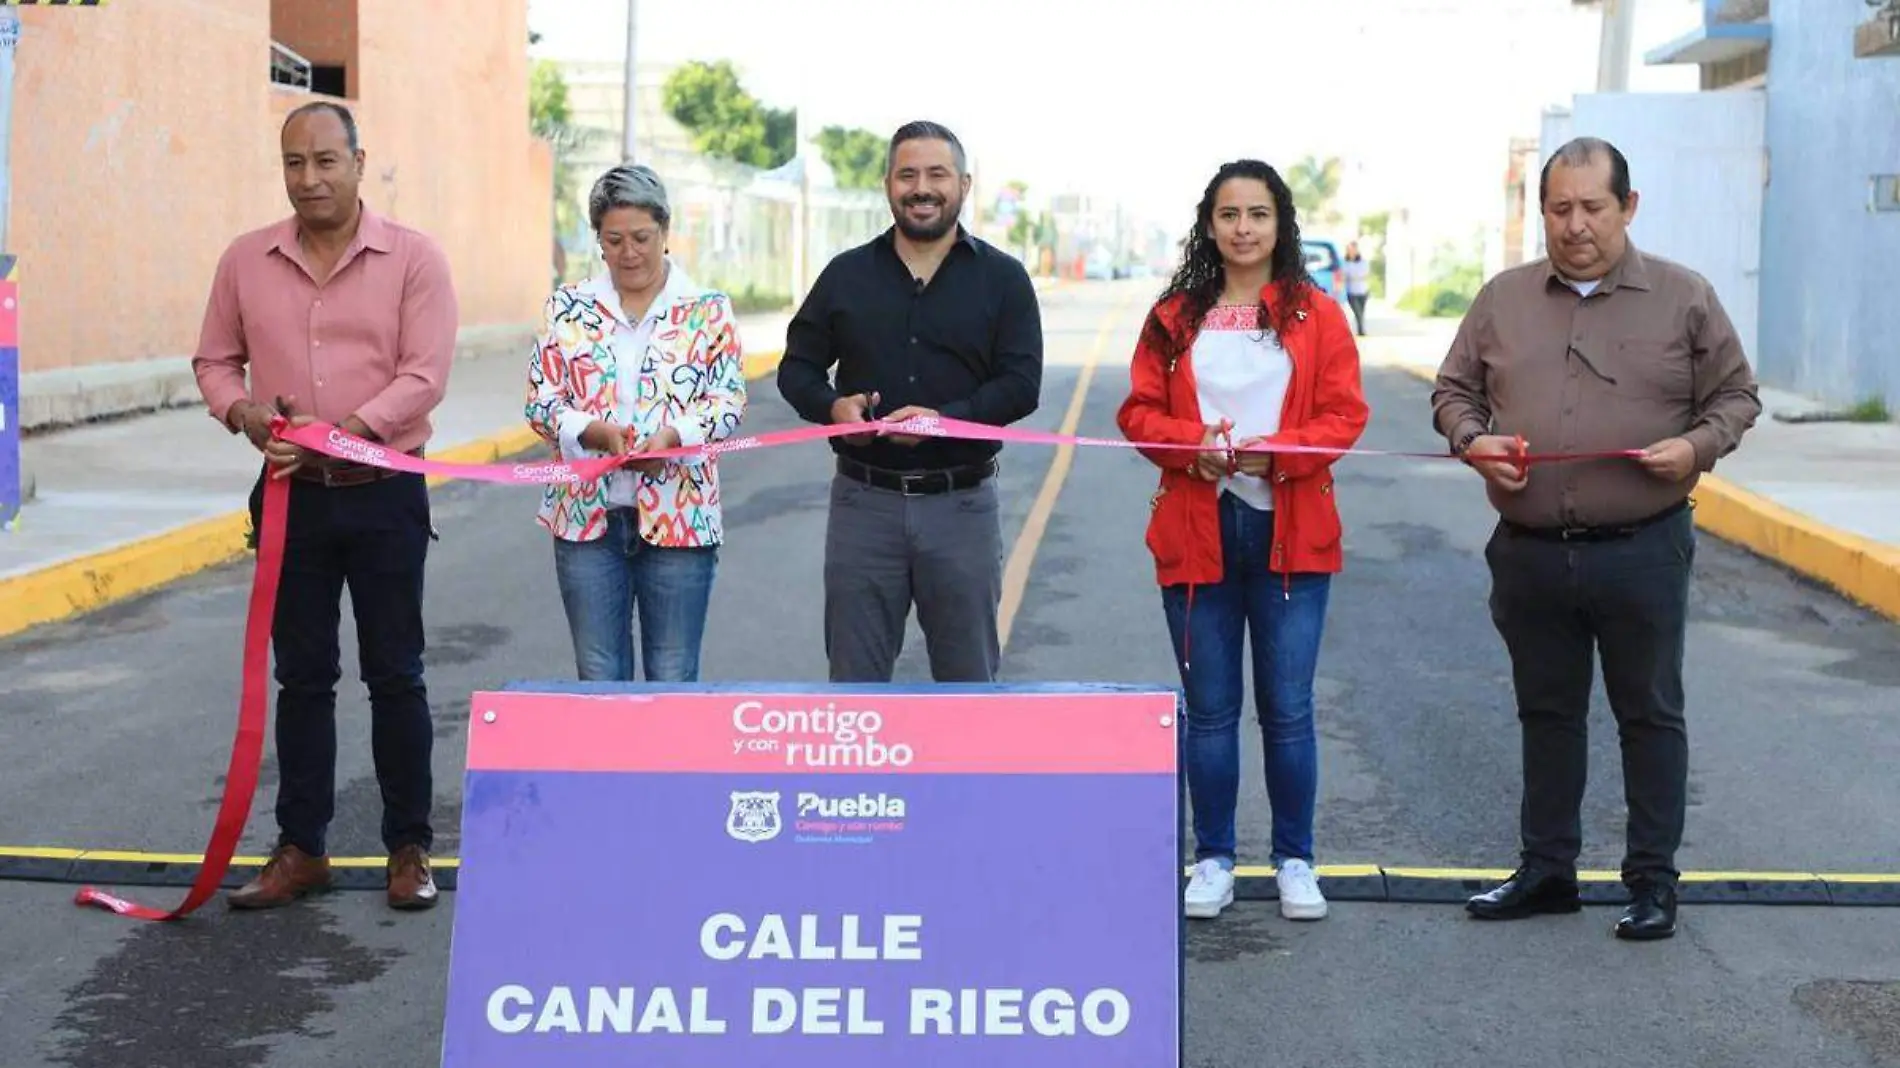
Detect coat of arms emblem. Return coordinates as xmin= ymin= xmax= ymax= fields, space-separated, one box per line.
xmin=726 ymin=790 xmax=782 ymax=843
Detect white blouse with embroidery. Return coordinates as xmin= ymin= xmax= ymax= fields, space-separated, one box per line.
xmin=1191 ymin=303 xmax=1292 ymax=512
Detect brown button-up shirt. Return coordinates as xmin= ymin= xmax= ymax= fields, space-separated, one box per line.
xmin=1430 ymin=245 xmax=1761 ymax=528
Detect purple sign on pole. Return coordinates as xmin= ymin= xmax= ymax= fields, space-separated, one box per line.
xmin=1 ymin=254 xmax=19 ymax=530
xmin=439 ymin=685 xmax=1184 ymax=1067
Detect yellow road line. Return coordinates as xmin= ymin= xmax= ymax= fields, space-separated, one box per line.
xmin=1679 ymin=870 xmax=1828 ymax=882
xmin=1226 ymin=864 xmax=1383 ymax=879
xmin=0 ymin=352 xmax=786 ymax=640
xmin=997 ymin=300 xmax=1131 ymax=649
xmin=1381 ymin=866 xmax=1519 ymax=880
xmin=4 ymin=847 xmax=1894 ymax=885
xmin=76 ymin=850 xmax=221 ymax=865
xmin=0 ymin=847 xmax=460 ymax=869
xmin=0 ymin=847 xmax=83 ymax=861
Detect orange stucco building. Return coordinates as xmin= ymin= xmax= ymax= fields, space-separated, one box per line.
xmin=7 ymin=0 xmax=553 ymax=428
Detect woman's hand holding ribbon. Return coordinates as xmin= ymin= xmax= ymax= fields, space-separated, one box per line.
xmin=580 ymin=419 xmax=638 ymax=456
xmin=1231 ymin=437 xmax=1275 ymax=479
xmin=1188 ymin=420 xmax=1235 ymax=482
xmin=623 ymin=426 xmax=682 ymax=477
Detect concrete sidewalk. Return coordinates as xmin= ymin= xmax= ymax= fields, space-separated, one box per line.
xmin=0 ymin=311 xmax=791 ymax=639
xmin=1355 ymin=300 xmax=1900 ymax=623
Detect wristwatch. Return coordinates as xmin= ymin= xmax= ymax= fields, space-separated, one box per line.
xmin=1453 ymin=428 xmax=1482 ymax=456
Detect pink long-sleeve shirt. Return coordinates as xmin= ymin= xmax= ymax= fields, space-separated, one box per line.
xmin=192 ymin=205 xmax=458 ymax=455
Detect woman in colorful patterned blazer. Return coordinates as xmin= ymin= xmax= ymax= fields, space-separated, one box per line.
xmin=525 ymin=164 xmax=747 ymax=682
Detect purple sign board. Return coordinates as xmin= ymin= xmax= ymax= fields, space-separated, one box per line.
xmin=439 ymin=685 xmax=1184 ymax=1066
xmin=1 ymin=254 xmax=18 ymax=529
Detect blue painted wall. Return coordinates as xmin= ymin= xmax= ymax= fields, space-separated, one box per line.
xmin=1759 ymin=0 xmax=1900 ymax=412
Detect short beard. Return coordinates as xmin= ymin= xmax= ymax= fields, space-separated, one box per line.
xmin=893 ymin=194 xmax=959 ymax=242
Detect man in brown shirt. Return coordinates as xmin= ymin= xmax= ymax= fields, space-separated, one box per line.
xmin=1431 ymin=137 xmax=1760 ymax=941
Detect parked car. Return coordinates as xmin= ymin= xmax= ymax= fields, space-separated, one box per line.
xmin=1301 ymin=238 xmax=1349 ymax=306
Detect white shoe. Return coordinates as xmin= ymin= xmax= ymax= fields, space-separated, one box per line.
xmin=1184 ymin=859 xmax=1235 ymax=919
xmin=1276 ymin=859 xmax=1328 ymax=921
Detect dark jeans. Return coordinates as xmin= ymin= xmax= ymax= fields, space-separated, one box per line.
xmin=1161 ymin=491 xmax=1332 ymax=867
xmin=249 ymin=469 xmax=434 ymax=858
xmin=1347 ymin=294 xmax=1368 ymax=335
xmin=1484 ymin=506 xmax=1695 ymax=888
xmin=551 ymin=507 xmax=718 ymax=682
xmin=822 ymin=472 xmax=1004 ymax=683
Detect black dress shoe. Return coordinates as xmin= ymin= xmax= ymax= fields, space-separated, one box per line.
xmin=1615 ymin=881 xmax=1678 ymax=941
xmin=1466 ymin=867 xmax=1582 ymax=920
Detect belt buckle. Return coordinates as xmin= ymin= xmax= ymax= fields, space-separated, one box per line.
xmin=318 ymin=460 xmax=373 ymax=488
xmin=318 ymin=461 xmax=355 ymax=488
xmin=897 ymin=471 xmax=933 ymax=496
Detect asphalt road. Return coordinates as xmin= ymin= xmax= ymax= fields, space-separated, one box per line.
xmin=2 ymin=280 xmax=1898 ymax=1068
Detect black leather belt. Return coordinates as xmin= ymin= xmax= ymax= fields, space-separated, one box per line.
xmin=1502 ymin=500 xmax=1688 ymax=543
xmin=837 ymin=456 xmax=996 ymax=496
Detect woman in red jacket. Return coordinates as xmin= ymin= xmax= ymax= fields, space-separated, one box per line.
xmin=1117 ymin=159 xmax=1369 ymax=923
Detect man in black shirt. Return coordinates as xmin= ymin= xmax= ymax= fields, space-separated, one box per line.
xmin=777 ymin=120 xmax=1044 ymax=683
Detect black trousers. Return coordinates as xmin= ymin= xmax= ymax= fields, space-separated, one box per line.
xmin=248 ymin=469 xmax=435 ymax=857
xmin=1484 ymin=506 xmax=1695 ymax=888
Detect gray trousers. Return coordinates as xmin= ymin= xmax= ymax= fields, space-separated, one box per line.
xmin=822 ymin=473 xmax=1004 ymax=682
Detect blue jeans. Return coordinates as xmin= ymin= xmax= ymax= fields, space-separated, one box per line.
xmin=552 ymin=508 xmax=718 ymax=682
xmin=1161 ymin=491 xmax=1333 ymax=868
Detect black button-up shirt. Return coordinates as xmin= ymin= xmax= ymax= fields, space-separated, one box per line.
xmin=776 ymin=227 xmax=1044 ymax=472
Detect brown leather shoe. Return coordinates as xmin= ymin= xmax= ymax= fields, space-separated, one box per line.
xmin=387 ymin=844 xmax=439 ymax=911
xmin=228 ymin=844 xmax=333 ymax=910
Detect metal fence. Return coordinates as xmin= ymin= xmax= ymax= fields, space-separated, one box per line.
xmin=555 ymin=140 xmax=889 ymax=313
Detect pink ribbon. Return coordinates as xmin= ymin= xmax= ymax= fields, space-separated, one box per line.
xmin=277 ymin=417 xmax=1642 ymax=480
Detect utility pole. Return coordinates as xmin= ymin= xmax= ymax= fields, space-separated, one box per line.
xmin=1 ymin=5 xmax=17 ymax=252
xmin=791 ymin=106 xmax=810 ymax=304
xmin=620 ymin=0 xmax=638 ymax=162
xmin=1596 ymin=0 xmax=1636 ymax=92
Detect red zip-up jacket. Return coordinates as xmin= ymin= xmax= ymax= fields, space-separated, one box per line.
xmin=1115 ymin=283 xmax=1370 ymax=590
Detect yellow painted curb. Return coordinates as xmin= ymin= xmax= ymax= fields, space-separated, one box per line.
xmin=1686 ymin=471 xmax=1900 ymax=623
xmin=0 ymin=351 xmax=788 ymax=641
xmin=1391 ymin=362 xmax=1899 ymax=623
xmin=741 ymin=348 xmax=784 ymax=381
xmin=0 ymin=510 xmax=253 ymax=641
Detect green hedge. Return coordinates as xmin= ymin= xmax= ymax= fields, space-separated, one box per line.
xmin=1397 ymin=262 xmax=1483 ymax=318
xmin=726 ymin=283 xmax=792 ymax=315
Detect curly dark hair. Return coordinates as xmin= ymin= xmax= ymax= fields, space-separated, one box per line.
xmin=1140 ymin=159 xmax=1312 ymax=360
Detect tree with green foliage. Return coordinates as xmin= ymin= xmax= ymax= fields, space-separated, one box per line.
xmin=528 ymin=58 xmax=600 ymax=248
xmin=661 ymin=59 xmax=794 ymax=169
xmin=529 ymin=58 xmax=570 ymax=132
xmin=816 ymin=126 xmax=887 ymax=190
xmin=1357 ymin=209 xmax=1389 ymax=299
xmin=1286 ymin=155 xmax=1344 ymax=229
xmin=1005 ymin=181 xmax=1036 ymax=251
xmin=1398 ymin=232 xmax=1485 ymax=318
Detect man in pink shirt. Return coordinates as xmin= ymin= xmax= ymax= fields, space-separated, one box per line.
xmin=192 ymin=101 xmax=459 ymax=913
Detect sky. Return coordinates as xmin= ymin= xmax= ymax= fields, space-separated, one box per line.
xmin=527 ymin=0 xmax=1703 ymax=240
